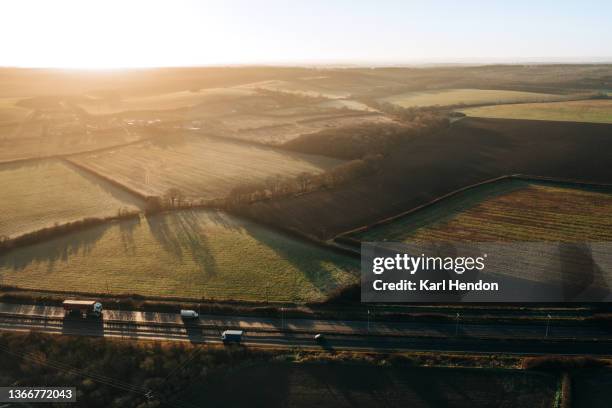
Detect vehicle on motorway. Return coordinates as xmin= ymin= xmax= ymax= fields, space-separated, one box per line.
xmin=314 ymin=333 xmax=324 ymax=341
xmin=62 ymin=300 xmax=103 ymax=318
xmin=180 ymin=309 xmax=199 ymax=319
xmin=221 ymin=330 xmax=243 ymax=344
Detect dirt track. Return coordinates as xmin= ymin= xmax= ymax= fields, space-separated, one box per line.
xmin=235 ymin=117 xmax=612 ymax=239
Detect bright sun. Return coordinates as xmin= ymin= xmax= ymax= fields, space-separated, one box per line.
xmin=0 ymin=0 xmax=221 ymax=69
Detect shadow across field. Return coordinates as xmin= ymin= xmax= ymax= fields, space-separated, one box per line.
xmin=0 ymin=222 xmax=111 ymax=273
xmin=145 ymin=211 xmax=227 ymax=278
xmin=239 ymin=217 xmax=359 ymax=302
xmin=559 ymin=243 xmax=610 ymax=301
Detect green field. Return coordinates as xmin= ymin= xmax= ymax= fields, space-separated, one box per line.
xmin=461 ymin=99 xmax=612 ymax=123
xmin=352 ymin=179 xmax=612 ymax=242
xmin=0 ymin=209 xmax=358 ymax=301
xmin=0 ymin=160 xmax=144 ymax=239
xmin=380 ymin=88 xmax=561 ymax=108
xmin=70 ymin=134 xmax=342 ymax=200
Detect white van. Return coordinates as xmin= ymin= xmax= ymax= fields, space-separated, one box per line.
xmin=180 ymin=309 xmax=199 ymax=319
xmin=221 ymin=330 xmax=243 ymax=344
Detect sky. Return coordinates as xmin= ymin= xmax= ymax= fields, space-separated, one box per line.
xmin=1 ymin=0 xmax=610 ymax=68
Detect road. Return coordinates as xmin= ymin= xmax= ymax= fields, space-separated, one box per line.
xmin=0 ymin=303 xmax=611 ymax=355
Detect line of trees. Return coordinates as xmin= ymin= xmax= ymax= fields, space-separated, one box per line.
xmin=0 ymin=208 xmax=140 ymax=254
xmin=225 ymin=154 xmax=384 ymax=206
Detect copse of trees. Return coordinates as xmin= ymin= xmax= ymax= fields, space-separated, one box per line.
xmin=284 ymin=123 xmax=409 ymax=160
xmin=283 ymin=108 xmax=449 ymax=160
xmin=369 ymin=101 xmax=451 ymax=125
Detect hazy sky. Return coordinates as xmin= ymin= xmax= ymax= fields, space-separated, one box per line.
xmin=1 ymin=0 xmax=610 ymax=68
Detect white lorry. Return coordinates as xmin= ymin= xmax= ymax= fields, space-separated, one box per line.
xmin=63 ymin=300 xmax=103 ymax=318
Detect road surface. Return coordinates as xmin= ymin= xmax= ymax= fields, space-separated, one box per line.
xmin=0 ymin=302 xmax=611 ymax=355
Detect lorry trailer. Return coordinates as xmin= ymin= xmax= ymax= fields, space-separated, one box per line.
xmin=63 ymin=300 xmax=103 ymax=318
xmin=221 ymin=330 xmax=243 ymax=344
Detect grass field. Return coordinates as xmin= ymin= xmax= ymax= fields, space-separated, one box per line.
xmin=0 ymin=160 xmax=144 ymax=239
xmin=461 ymin=99 xmax=612 ymax=123
xmin=0 ymin=209 xmax=358 ymax=301
xmin=70 ymin=134 xmax=342 ymax=200
xmin=351 ymin=179 xmax=612 ymax=242
xmin=183 ymin=363 xmax=557 ymax=407
xmin=380 ymin=88 xmax=561 ymax=108
xmin=77 ymin=88 xmax=254 ymax=115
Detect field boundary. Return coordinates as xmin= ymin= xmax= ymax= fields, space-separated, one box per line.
xmin=0 ymin=130 xmax=164 ymax=167
xmin=0 ymin=212 xmax=141 ymax=255
xmin=62 ymin=158 xmax=153 ymax=202
xmin=334 ymin=174 xmax=612 ymax=247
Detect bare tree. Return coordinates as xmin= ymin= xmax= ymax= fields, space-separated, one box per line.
xmin=164 ymin=188 xmax=185 ymax=207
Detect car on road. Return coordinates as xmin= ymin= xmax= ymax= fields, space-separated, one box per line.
xmin=314 ymin=333 xmax=324 ymax=341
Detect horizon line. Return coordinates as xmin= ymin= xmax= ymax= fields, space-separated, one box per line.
xmin=2 ymin=57 xmax=612 ymax=71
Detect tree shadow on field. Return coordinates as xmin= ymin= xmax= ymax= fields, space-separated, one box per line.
xmin=118 ymin=216 xmax=140 ymax=255
xmin=558 ymin=243 xmax=610 ymax=301
xmin=238 ymin=217 xmax=359 ymax=301
xmin=0 ymin=222 xmax=110 ymax=273
xmin=145 ymin=210 xmax=219 ymax=278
